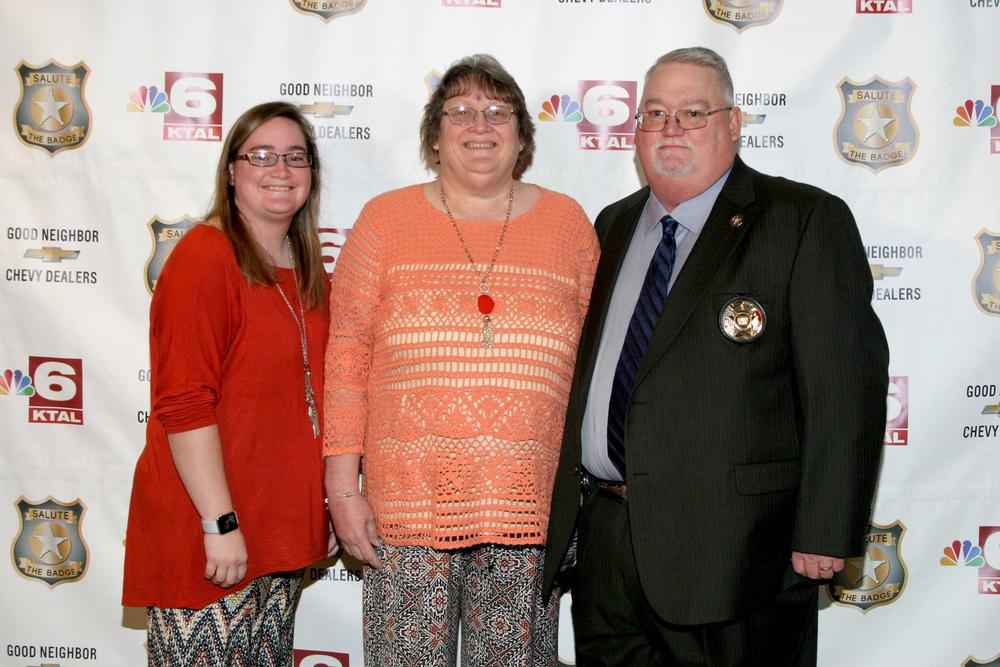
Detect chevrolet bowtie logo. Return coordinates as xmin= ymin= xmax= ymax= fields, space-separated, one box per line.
xmin=24 ymin=247 xmax=80 ymax=262
xmin=298 ymin=102 xmax=354 ymax=118
xmin=870 ymin=264 xmax=902 ymax=280
xmin=741 ymin=112 xmax=766 ymax=125
xmin=982 ymin=404 xmax=1000 ymax=416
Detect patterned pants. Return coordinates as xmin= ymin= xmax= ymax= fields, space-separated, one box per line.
xmin=363 ymin=544 xmax=560 ymax=667
xmin=147 ymin=570 xmax=303 ymax=667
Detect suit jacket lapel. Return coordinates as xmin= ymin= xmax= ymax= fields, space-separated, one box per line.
xmin=635 ymin=158 xmax=757 ymax=385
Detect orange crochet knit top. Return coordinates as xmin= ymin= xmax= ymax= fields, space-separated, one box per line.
xmin=323 ymin=184 xmax=598 ymax=548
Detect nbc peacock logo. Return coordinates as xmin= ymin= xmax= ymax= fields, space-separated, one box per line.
xmin=0 ymin=369 xmax=35 ymax=397
xmin=538 ymin=95 xmax=583 ymax=123
xmin=953 ymin=99 xmax=997 ymax=128
xmin=952 ymin=90 xmax=1000 ymax=155
xmin=126 ymin=84 xmax=170 ymax=113
xmin=940 ymin=539 xmax=985 ymax=567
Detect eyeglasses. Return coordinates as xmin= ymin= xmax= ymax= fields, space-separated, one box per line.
xmin=234 ymin=150 xmax=313 ymax=168
xmin=442 ymin=105 xmax=515 ymax=126
xmin=634 ymin=107 xmax=733 ymax=132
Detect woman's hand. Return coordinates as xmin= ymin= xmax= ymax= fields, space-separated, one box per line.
xmin=327 ymin=530 xmax=341 ymax=558
xmin=203 ymin=530 xmax=248 ymax=587
xmin=327 ymin=495 xmax=382 ymax=570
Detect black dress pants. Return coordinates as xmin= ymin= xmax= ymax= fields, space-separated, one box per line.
xmin=571 ymin=490 xmax=818 ymax=667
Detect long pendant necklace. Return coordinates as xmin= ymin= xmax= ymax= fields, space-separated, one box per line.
xmin=439 ymin=181 xmax=515 ymax=348
xmin=274 ymin=238 xmax=321 ymax=438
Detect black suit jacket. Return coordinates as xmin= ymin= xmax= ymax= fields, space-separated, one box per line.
xmin=543 ymin=157 xmax=889 ymax=625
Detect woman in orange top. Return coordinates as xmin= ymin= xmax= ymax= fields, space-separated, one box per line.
xmin=123 ymin=102 xmax=333 ymax=666
xmin=324 ymin=55 xmax=599 ymax=666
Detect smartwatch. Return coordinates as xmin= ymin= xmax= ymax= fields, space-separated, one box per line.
xmin=201 ymin=511 xmax=239 ymax=535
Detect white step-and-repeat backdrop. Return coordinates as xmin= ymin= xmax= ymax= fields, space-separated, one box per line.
xmin=1 ymin=1 xmax=999 ymax=665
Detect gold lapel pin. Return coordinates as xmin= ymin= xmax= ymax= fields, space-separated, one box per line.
xmin=729 ymin=213 xmax=745 ymax=228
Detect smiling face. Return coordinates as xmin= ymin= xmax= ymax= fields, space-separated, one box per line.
xmin=636 ymin=62 xmax=741 ymax=208
xmin=230 ymin=116 xmax=312 ymax=234
xmin=434 ymin=87 xmax=522 ymax=191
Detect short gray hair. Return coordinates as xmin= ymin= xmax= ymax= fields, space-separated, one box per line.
xmin=645 ymin=47 xmax=734 ymax=106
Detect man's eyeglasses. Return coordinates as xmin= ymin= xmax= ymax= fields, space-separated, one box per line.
xmin=442 ymin=105 xmax=515 ymax=126
xmin=234 ymin=150 xmax=313 ymax=168
xmin=634 ymin=107 xmax=733 ymax=132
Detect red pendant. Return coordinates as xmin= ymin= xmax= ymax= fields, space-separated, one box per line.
xmin=478 ymin=293 xmax=495 ymax=315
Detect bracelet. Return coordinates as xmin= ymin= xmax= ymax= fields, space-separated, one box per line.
xmin=326 ymin=490 xmax=361 ymax=501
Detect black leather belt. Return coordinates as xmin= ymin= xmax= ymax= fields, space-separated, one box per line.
xmin=578 ymin=467 xmax=628 ymax=504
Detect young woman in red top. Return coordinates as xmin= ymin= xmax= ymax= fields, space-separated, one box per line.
xmin=123 ymin=101 xmax=334 ymax=666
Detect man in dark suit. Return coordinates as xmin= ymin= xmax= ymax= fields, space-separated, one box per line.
xmin=543 ymin=47 xmax=889 ymax=666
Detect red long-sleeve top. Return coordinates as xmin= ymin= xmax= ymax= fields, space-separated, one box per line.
xmin=123 ymin=224 xmax=329 ymax=609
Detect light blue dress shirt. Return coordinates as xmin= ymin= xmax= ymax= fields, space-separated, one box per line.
xmin=581 ymin=168 xmax=732 ymax=481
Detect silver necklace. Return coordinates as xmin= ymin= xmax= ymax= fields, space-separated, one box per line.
xmin=438 ymin=181 xmax=515 ymax=348
xmin=274 ymin=238 xmax=320 ymax=438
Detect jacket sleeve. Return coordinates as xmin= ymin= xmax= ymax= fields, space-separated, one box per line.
xmin=787 ymin=194 xmax=890 ymax=558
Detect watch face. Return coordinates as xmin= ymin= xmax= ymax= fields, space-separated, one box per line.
xmin=218 ymin=512 xmax=239 ymax=534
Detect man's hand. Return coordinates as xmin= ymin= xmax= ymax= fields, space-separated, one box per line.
xmin=791 ymin=551 xmax=843 ymax=580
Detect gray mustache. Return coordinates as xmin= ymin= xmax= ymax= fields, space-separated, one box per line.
xmin=653 ymin=140 xmax=693 ymax=150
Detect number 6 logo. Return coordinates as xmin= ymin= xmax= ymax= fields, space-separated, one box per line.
xmin=581 ymin=84 xmax=634 ymax=129
xmin=164 ymin=73 xmax=223 ymax=124
xmin=575 ymin=80 xmax=637 ymax=151
xmin=33 ymin=360 xmax=79 ymax=402
xmin=28 ymin=356 xmax=83 ymax=425
xmin=163 ymin=72 xmax=224 ymax=142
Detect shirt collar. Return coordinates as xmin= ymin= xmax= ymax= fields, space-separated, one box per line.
xmin=643 ymin=164 xmax=734 ymax=236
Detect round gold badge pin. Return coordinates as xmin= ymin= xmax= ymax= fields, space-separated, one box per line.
xmin=719 ymin=297 xmax=765 ymax=343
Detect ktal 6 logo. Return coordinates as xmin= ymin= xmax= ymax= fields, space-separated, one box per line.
xmin=293 ymin=649 xmax=350 ymax=666
xmin=163 ymin=72 xmax=224 ymax=141
xmin=884 ymin=375 xmax=908 ymax=446
xmin=576 ymin=80 xmax=637 ymax=151
xmin=539 ymin=81 xmax=637 ymax=151
xmin=128 ymin=72 xmax=224 ymax=142
xmin=979 ymin=526 xmax=1000 ymax=595
xmin=0 ymin=356 xmax=84 ymax=425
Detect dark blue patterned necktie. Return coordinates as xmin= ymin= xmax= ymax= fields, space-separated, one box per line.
xmin=607 ymin=214 xmax=679 ymax=477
